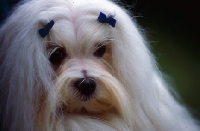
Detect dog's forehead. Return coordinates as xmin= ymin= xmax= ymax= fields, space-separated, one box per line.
xmin=37 ymin=0 xmax=116 ymax=47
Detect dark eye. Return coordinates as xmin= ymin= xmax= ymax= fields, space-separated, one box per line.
xmin=94 ymin=45 xmax=106 ymax=57
xmin=49 ymin=48 xmax=66 ymax=66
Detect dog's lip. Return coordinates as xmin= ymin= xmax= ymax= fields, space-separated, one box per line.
xmin=75 ymin=89 xmax=96 ymax=101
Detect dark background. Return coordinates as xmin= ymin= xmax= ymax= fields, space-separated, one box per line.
xmin=131 ymin=0 xmax=200 ymax=120
xmin=0 ymin=0 xmax=200 ymax=122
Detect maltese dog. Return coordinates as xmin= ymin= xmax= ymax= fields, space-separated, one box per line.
xmin=0 ymin=0 xmax=199 ymax=131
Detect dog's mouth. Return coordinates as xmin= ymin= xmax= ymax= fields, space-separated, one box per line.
xmin=57 ymin=98 xmax=115 ymax=115
xmin=55 ymin=72 xmax=120 ymax=116
xmin=56 ymin=78 xmax=116 ymax=115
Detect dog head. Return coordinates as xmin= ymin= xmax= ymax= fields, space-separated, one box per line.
xmin=0 ymin=0 xmax=158 ymax=130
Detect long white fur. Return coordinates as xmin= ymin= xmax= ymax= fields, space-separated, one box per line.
xmin=0 ymin=0 xmax=199 ymax=131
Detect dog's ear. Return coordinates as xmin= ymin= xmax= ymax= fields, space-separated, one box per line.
xmin=110 ymin=5 xmax=200 ymax=131
xmin=110 ymin=6 xmax=155 ymax=93
xmin=108 ymin=6 xmax=170 ymax=130
xmin=0 ymin=5 xmax=55 ymax=131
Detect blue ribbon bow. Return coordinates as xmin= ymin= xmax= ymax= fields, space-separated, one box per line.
xmin=38 ymin=20 xmax=55 ymax=38
xmin=97 ymin=12 xmax=116 ymax=28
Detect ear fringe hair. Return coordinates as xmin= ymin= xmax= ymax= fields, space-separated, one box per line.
xmin=0 ymin=3 xmax=55 ymax=131
xmin=110 ymin=3 xmax=200 ymax=130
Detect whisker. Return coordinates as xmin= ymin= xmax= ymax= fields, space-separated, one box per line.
xmin=94 ymin=38 xmax=114 ymax=50
xmin=100 ymin=58 xmax=115 ymax=74
xmin=88 ymin=77 xmax=95 ymax=82
xmin=78 ymin=78 xmax=86 ymax=86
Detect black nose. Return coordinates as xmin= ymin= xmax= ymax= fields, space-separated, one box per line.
xmin=74 ymin=77 xmax=96 ymax=96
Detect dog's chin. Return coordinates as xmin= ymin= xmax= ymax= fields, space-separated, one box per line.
xmin=60 ymin=96 xmax=117 ymax=115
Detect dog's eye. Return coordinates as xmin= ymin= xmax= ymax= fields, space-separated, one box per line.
xmin=94 ymin=45 xmax=106 ymax=57
xmin=49 ymin=48 xmax=66 ymax=65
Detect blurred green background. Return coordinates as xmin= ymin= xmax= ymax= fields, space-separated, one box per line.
xmin=131 ymin=0 xmax=200 ymax=120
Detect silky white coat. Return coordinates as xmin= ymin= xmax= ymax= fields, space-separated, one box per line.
xmin=0 ymin=0 xmax=199 ymax=131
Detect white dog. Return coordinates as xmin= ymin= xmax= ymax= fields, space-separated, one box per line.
xmin=0 ymin=0 xmax=199 ymax=131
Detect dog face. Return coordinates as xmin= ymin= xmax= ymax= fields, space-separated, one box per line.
xmin=46 ymin=18 xmax=134 ymax=127
xmin=51 ymin=35 xmax=120 ymax=114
